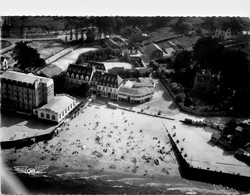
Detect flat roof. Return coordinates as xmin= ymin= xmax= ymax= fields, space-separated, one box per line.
xmin=101 ymin=62 xmax=133 ymax=71
xmin=1 ymin=70 xmax=52 ymax=84
xmin=38 ymin=94 xmax=75 ymax=114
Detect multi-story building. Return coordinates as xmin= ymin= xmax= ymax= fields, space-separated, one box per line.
xmin=87 ymin=61 xmax=106 ymax=72
xmin=118 ymin=80 xmax=154 ymax=103
xmin=33 ymin=94 xmax=76 ymax=123
xmin=92 ymin=72 xmax=123 ymax=99
xmin=0 ymin=71 xmax=54 ymax=113
xmin=66 ymin=64 xmax=94 ymax=86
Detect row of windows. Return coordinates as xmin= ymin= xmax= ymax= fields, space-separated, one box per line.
xmin=100 ymin=91 xmax=117 ymax=98
xmin=98 ymin=86 xmax=117 ymax=92
xmin=98 ymin=82 xmax=116 ymax=88
xmin=58 ymin=102 xmax=75 ymax=119
xmin=118 ymin=93 xmax=153 ymax=98
xmin=40 ymin=113 xmax=56 ymax=120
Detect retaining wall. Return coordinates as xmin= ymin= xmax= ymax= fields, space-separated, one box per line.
xmin=160 ymin=78 xmax=227 ymax=117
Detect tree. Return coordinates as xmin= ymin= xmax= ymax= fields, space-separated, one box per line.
xmin=86 ymin=28 xmax=95 ymax=43
xmin=52 ymin=73 xmax=67 ymax=94
xmin=115 ymin=17 xmax=126 ymax=32
xmin=151 ymin=16 xmax=170 ymax=29
xmin=220 ymin=17 xmax=244 ymax=33
xmin=11 ymin=41 xmax=45 ymax=70
xmin=95 ymin=17 xmax=116 ymax=35
xmin=220 ymin=48 xmax=249 ymax=90
xmin=173 ymin=50 xmax=192 ymax=72
xmin=193 ymin=37 xmax=224 ymax=70
xmin=174 ymin=17 xmax=190 ymax=33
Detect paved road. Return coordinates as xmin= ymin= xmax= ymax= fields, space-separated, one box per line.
xmin=51 ymin=47 xmax=97 ymax=72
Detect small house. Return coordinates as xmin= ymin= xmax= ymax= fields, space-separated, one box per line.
xmin=0 ymin=56 xmax=8 ymax=70
xmin=211 ymin=132 xmax=221 ymax=144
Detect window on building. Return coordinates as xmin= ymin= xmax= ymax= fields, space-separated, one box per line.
xmin=52 ymin=115 xmax=56 ymax=120
xmin=46 ymin=114 xmax=50 ymax=119
xmin=41 ymin=113 xmax=44 ymax=118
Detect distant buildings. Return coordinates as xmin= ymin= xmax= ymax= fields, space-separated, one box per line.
xmin=0 ymin=71 xmax=54 ymax=112
xmin=142 ymin=43 xmax=164 ymax=61
xmin=193 ymin=70 xmax=217 ymax=95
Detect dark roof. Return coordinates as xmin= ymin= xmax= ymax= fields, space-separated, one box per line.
xmin=144 ymin=43 xmax=163 ymax=54
xmin=67 ymin=64 xmax=93 ymax=75
xmin=88 ymin=61 xmax=106 ymax=71
xmin=93 ymin=71 xmax=123 ymax=88
xmin=66 ymin=64 xmax=93 ymax=82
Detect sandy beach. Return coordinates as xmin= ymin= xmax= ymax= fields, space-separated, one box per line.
xmin=2 ymin=104 xmax=179 ymax=177
xmin=1 ymin=103 xmax=243 ymax=194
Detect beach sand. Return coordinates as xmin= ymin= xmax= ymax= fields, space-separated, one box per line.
xmin=1 ymin=103 xmax=242 ymax=194
xmin=2 ymin=103 xmax=179 ymax=177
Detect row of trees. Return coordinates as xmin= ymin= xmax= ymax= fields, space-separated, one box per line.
xmin=76 ymin=47 xmax=121 ymax=64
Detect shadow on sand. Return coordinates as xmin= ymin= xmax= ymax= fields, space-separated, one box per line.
xmin=168 ymin=134 xmax=250 ymax=192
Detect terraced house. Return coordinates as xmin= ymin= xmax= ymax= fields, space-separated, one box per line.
xmin=0 ymin=71 xmax=54 ymax=113
xmin=66 ymin=64 xmax=94 ymax=85
xmin=87 ymin=61 xmax=106 ymax=72
xmin=92 ymin=72 xmax=123 ymax=99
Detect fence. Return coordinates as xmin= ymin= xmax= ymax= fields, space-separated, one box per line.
xmin=45 ymin=48 xmax=73 ymax=65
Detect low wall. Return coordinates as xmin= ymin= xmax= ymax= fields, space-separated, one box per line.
xmin=1 ymin=100 xmax=89 ymax=150
xmin=45 ymin=47 xmax=73 ymax=64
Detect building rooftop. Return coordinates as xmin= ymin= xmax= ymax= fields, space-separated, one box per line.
xmin=119 ymin=86 xmax=154 ymax=96
xmin=38 ymin=94 xmax=75 ymax=114
xmin=88 ymin=61 xmax=106 ymax=71
xmin=93 ymin=71 xmax=123 ymax=88
xmin=67 ymin=64 xmax=92 ymax=74
xmin=0 ymin=70 xmax=52 ymax=84
xmin=100 ymin=62 xmax=133 ymax=72
xmin=141 ymin=43 xmax=164 ymax=55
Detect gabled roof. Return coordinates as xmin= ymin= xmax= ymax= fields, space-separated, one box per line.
xmin=95 ymin=72 xmax=123 ymax=88
xmin=67 ymin=64 xmax=92 ymax=74
xmin=0 ymin=70 xmax=52 ymax=84
xmin=144 ymin=43 xmax=164 ymax=55
xmin=88 ymin=61 xmax=106 ymax=71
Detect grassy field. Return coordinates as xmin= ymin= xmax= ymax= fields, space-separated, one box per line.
xmin=27 ymin=40 xmax=68 ymax=59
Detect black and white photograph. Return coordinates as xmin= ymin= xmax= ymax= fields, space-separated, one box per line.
xmin=1 ymin=0 xmax=250 ymax=194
